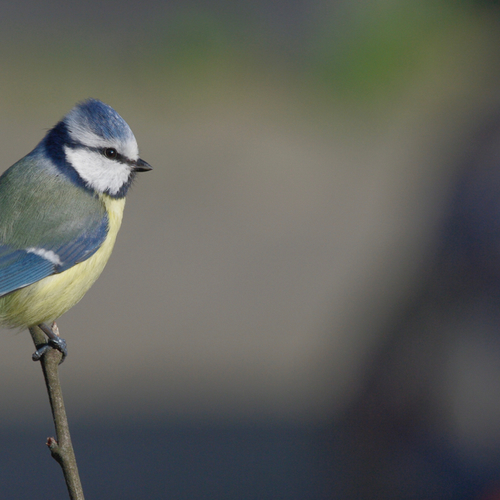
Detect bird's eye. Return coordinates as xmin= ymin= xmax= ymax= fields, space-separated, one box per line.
xmin=104 ymin=148 xmax=118 ymax=159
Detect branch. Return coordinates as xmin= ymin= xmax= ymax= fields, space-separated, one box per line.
xmin=29 ymin=325 xmax=85 ymax=500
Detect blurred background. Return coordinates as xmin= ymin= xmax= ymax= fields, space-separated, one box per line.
xmin=1 ymin=0 xmax=500 ymax=498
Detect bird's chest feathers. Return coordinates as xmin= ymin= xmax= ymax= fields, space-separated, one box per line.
xmin=50 ymin=194 xmax=126 ymax=289
xmin=100 ymin=195 xmax=126 ymax=231
xmin=0 ymin=196 xmax=125 ymax=327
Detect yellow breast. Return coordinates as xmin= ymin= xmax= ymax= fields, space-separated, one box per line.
xmin=0 ymin=195 xmax=125 ymax=329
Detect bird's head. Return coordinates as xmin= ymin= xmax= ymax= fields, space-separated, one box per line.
xmin=44 ymin=99 xmax=152 ymax=197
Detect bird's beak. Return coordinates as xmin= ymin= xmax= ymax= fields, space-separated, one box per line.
xmin=134 ymin=158 xmax=153 ymax=172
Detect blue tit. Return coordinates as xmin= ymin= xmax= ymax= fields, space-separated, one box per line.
xmin=0 ymin=99 xmax=152 ymax=361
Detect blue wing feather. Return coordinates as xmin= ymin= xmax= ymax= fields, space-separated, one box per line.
xmin=54 ymin=215 xmax=109 ymax=272
xmin=0 ymin=249 xmax=54 ymax=296
xmin=0 ymin=214 xmax=108 ymax=297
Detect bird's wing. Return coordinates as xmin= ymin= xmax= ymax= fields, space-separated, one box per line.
xmin=0 ymin=214 xmax=108 ymax=297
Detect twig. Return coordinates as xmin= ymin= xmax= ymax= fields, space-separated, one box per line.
xmin=29 ymin=325 xmax=85 ymax=500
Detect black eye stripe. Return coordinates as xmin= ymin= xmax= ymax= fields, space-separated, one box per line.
xmin=70 ymin=144 xmax=137 ymax=168
xmin=98 ymin=147 xmax=126 ymax=164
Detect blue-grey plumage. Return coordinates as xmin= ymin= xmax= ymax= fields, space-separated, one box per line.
xmin=0 ymin=99 xmax=152 ymax=358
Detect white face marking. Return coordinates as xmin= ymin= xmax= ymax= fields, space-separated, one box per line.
xmin=64 ymin=146 xmax=132 ymax=195
xmin=67 ymin=127 xmax=139 ymax=161
xmin=26 ymin=248 xmax=62 ymax=266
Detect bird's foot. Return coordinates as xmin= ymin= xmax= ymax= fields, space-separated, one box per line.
xmin=32 ymin=322 xmax=68 ymax=363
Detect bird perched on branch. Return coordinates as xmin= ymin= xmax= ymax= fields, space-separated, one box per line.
xmin=0 ymin=99 xmax=152 ymax=361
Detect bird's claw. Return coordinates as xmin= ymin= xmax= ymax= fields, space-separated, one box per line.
xmin=32 ymin=338 xmax=67 ymax=363
xmin=32 ymin=344 xmax=51 ymax=361
xmin=49 ymin=336 xmax=68 ymax=362
xmin=32 ymin=323 xmax=68 ymax=364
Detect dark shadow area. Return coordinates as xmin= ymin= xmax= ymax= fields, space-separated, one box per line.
xmin=0 ymin=421 xmax=330 ymax=499
xmin=320 ymin=111 xmax=500 ymax=500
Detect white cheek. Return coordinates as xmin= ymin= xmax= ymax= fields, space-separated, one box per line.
xmin=64 ymin=147 xmax=131 ymax=195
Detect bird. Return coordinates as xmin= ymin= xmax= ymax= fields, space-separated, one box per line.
xmin=0 ymin=98 xmax=152 ymax=361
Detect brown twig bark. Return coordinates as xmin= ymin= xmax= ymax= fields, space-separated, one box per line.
xmin=29 ymin=325 xmax=85 ymax=500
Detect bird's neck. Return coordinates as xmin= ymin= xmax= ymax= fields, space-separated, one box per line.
xmin=99 ymin=194 xmax=126 ymax=231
